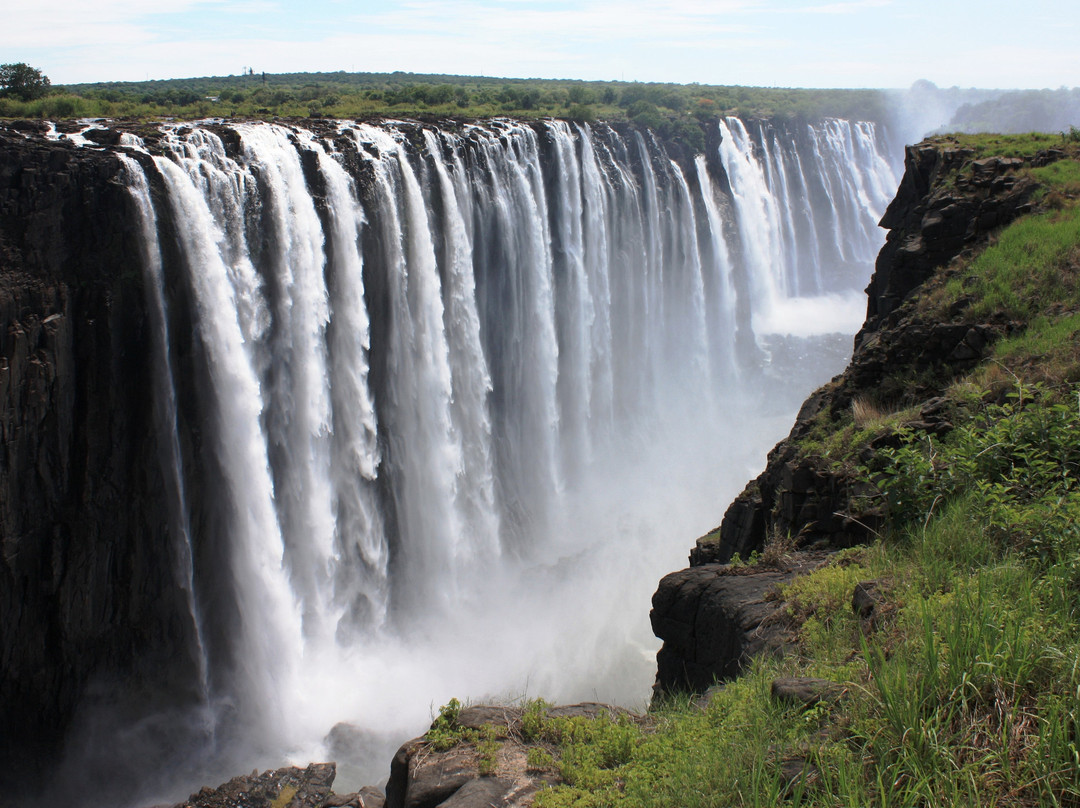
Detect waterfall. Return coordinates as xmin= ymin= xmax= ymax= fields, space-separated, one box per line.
xmin=119 ymin=154 xmax=211 ymax=704
xmin=112 ymin=116 xmax=897 ymax=798
xmin=152 ymin=143 xmax=305 ymax=746
xmin=716 ymin=116 xmax=896 ymax=335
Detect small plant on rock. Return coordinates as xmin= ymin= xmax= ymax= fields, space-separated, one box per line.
xmin=427 ymin=698 xmax=464 ymax=751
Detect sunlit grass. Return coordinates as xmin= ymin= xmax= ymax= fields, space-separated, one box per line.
xmin=927 ymin=131 xmax=1068 ymax=159
xmin=963 ymin=206 xmax=1080 ymax=321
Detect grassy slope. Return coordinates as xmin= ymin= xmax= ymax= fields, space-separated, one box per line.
xmin=427 ymin=134 xmax=1080 ymax=807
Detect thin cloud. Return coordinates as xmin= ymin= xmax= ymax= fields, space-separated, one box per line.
xmin=364 ymin=0 xmax=760 ymax=40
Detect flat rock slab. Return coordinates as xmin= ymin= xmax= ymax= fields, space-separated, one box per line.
xmin=456 ymin=702 xmax=633 ymax=730
xmin=457 ymin=705 xmax=522 ymax=730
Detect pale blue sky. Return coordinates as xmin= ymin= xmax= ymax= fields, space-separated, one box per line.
xmin=4 ymin=0 xmax=1076 ymax=89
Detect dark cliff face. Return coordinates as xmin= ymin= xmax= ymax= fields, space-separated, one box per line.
xmin=0 ymin=129 xmax=199 ymax=783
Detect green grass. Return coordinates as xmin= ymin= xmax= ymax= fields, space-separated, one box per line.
xmin=961 ymin=207 xmax=1080 ymax=321
xmin=907 ymin=143 xmax=1080 ymax=336
xmin=514 ymin=438 xmax=1080 ymax=804
xmin=925 ymin=131 xmax=1070 ymax=159
xmin=1031 ymin=159 xmax=1080 ymax=195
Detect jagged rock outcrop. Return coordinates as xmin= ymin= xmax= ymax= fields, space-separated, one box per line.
xmin=653 ymin=140 xmax=1059 ymax=698
xmin=865 ymin=148 xmax=1033 ymax=325
xmin=0 ymin=127 xmax=197 ymax=786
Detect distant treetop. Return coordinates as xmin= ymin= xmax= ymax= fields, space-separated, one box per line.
xmin=0 ymin=63 xmax=51 ymax=101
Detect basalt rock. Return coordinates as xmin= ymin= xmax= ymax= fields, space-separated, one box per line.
xmin=865 ymin=146 xmax=1034 ymax=326
xmin=170 ymin=763 xmax=344 ymax=808
xmin=0 ymin=126 xmax=202 ymax=788
xmin=655 ymin=140 xmax=1058 ymax=700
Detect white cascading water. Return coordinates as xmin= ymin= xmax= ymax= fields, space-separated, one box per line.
xmin=419 ymin=128 xmax=502 ymax=565
xmin=303 ymin=129 xmax=388 ymax=635
xmin=693 ymin=153 xmax=739 ymax=380
xmin=119 ymin=154 xmax=211 ymax=705
xmin=718 ymin=117 xmax=896 ymax=336
xmin=111 ymin=116 xmax=898 ymax=803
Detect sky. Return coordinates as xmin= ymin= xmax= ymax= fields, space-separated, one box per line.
xmin=3 ymin=0 xmax=1077 ymax=89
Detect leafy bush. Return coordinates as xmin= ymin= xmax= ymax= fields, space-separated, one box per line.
xmin=870 ymin=383 xmax=1080 ymax=573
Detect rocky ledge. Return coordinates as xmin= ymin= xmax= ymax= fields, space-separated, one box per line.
xmin=166 ymin=702 xmax=638 ymax=808
xmin=386 ymin=702 xmax=637 ymax=808
xmin=650 ymin=553 xmax=828 ymax=696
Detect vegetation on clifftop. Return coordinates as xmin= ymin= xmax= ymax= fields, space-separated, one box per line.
xmin=0 ymin=69 xmax=889 ymax=135
xmin=427 ymin=135 xmax=1080 ymax=806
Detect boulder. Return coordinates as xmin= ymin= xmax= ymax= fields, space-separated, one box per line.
xmin=778 ymin=757 xmax=821 ymax=797
xmin=651 ymin=555 xmax=827 ymax=697
xmin=387 ymin=740 xmax=478 ymax=808
xmin=851 ymin=580 xmax=883 ymax=619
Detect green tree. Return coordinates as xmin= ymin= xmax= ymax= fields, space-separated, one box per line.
xmin=0 ymin=63 xmax=51 ymax=100
xmin=627 ymin=100 xmax=663 ymax=130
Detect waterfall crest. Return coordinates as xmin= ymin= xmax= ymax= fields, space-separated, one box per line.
xmin=118 ymin=115 xmax=897 ymax=794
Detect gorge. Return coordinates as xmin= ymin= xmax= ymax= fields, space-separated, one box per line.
xmin=0 ymin=115 xmax=898 ymax=806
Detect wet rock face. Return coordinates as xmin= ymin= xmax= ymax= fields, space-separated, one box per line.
xmin=0 ymin=127 xmax=192 ymax=787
